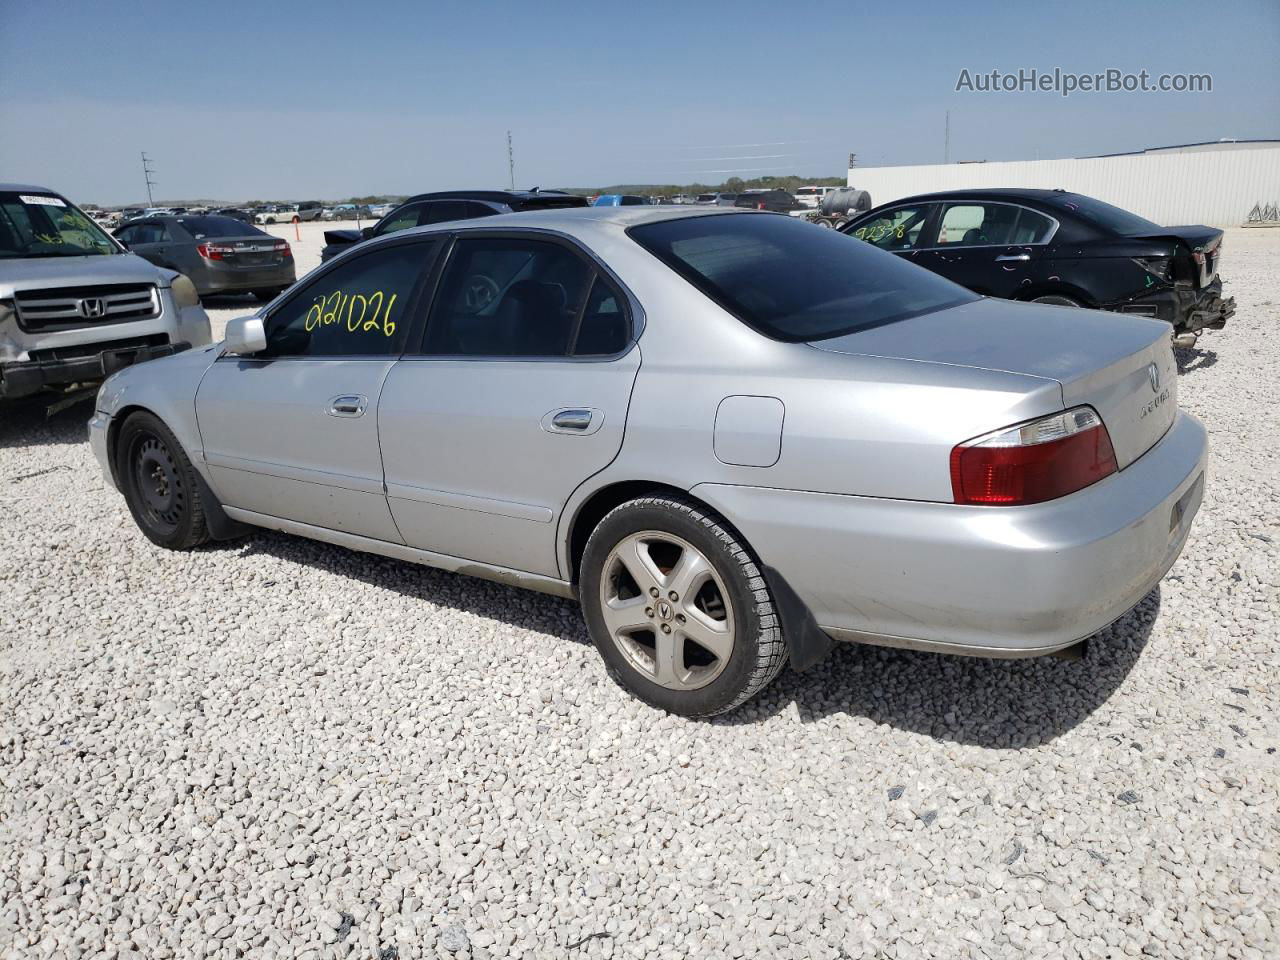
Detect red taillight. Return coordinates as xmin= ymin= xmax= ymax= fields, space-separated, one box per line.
xmin=275 ymin=240 xmax=292 ymax=259
xmin=950 ymin=407 xmax=1118 ymax=506
xmin=757 ymin=201 xmax=766 ymax=209
xmin=197 ymin=243 xmax=234 ymax=261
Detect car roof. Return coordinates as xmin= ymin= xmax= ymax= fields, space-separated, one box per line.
xmin=387 ymin=205 xmax=755 ymax=240
xmin=889 ymin=188 xmax=1075 ymax=205
xmin=0 ymin=183 xmax=59 ymax=194
xmin=400 ymin=189 xmax=582 ymax=205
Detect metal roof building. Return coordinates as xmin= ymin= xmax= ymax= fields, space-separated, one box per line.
xmin=847 ymin=140 xmax=1280 ymax=226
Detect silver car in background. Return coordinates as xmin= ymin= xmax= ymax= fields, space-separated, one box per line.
xmin=88 ymin=207 xmax=1206 ymax=717
xmin=1 ymin=184 xmax=212 ymax=401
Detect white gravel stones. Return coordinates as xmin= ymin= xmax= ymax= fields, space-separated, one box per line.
xmin=1 ymin=228 xmax=1278 ymax=959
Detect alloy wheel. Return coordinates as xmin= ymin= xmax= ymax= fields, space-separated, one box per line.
xmin=598 ymin=531 xmax=735 ymax=690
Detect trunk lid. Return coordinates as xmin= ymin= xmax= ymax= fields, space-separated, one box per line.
xmin=810 ymin=297 xmax=1177 ymax=469
xmin=210 ymin=237 xmax=289 ymax=268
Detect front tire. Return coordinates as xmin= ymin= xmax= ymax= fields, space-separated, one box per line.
xmin=580 ymin=494 xmax=786 ymax=717
xmin=116 ymin=411 xmax=210 ymax=550
xmin=1031 ymin=294 xmax=1083 ymax=307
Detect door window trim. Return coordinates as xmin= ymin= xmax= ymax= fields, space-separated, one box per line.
xmin=406 ymin=227 xmax=642 ymax=363
xmin=219 ymin=235 xmax=443 ymax=363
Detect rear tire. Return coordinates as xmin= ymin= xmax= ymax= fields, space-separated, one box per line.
xmin=1031 ymin=294 xmax=1083 ymax=307
xmin=252 ymin=287 xmax=286 ymax=302
xmin=116 ymin=411 xmax=210 ymax=550
xmin=580 ymin=494 xmax=786 ymax=717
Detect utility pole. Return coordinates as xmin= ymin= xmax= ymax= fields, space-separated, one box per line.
xmin=506 ymin=131 xmax=515 ymax=190
xmin=944 ymin=111 xmax=950 ymax=165
xmin=141 ymin=152 xmax=157 ymax=206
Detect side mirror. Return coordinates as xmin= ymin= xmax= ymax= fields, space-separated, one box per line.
xmin=360 ymin=226 xmax=375 ymax=240
xmin=223 ymin=316 xmax=267 ymax=355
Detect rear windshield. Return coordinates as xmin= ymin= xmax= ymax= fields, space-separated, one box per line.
xmin=0 ymin=191 xmax=120 ymax=259
xmin=629 ymin=213 xmax=976 ymax=342
xmin=175 ymin=216 xmax=264 ymax=239
xmin=1048 ymin=194 xmax=1160 ymax=236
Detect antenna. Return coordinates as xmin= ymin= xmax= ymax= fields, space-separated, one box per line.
xmin=944 ymin=111 xmax=950 ymax=164
xmin=507 ymin=131 xmax=515 ymax=191
xmin=141 ymin=152 xmax=157 ymax=206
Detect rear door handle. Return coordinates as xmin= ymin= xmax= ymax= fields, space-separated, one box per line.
xmin=542 ymin=407 xmax=603 ymax=435
xmin=995 ymin=253 xmax=1031 ymax=262
xmin=328 ymin=394 xmax=368 ymax=417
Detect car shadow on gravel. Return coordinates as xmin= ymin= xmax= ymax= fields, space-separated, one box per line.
xmin=232 ymin=532 xmax=589 ymax=643
xmin=0 ymin=395 xmax=94 ymax=450
xmin=1175 ymin=345 xmax=1219 ymax=374
xmin=718 ymin=587 xmax=1161 ymax=747
xmin=230 ymin=527 xmax=1156 ymax=746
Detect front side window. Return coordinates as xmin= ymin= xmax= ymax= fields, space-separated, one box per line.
xmin=423 ymin=236 xmax=598 ymax=357
xmin=0 ymin=192 xmax=120 ymax=259
xmin=261 ymin=242 xmax=432 ymax=358
xmin=849 ymin=204 xmax=933 ymax=251
xmin=630 ymin=212 xmax=975 ymax=342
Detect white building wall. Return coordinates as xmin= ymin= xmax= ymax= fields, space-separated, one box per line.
xmin=847 ymin=146 xmax=1280 ymax=226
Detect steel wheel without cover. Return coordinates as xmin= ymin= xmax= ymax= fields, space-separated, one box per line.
xmin=599 ymin=530 xmax=735 ymax=690
xmin=130 ymin=432 xmax=186 ymax=534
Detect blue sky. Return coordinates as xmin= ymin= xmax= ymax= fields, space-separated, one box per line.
xmin=1 ymin=0 xmax=1276 ymax=204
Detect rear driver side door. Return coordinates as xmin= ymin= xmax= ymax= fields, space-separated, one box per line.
xmin=378 ymin=232 xmax=641 ymax=578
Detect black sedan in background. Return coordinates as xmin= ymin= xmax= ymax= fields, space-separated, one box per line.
xmin=115 ymin=215 xmax=296 ymax=300
xmin=841 ymin=189 xmax=1234 ymax=342
xmin=734 ymin=189 xmax=803 ymax=213
xmin=320 ymin=189 xmax=589 ymax=262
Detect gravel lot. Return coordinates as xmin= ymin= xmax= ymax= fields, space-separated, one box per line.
xmin=1 ymin=227 xmax=1276 ymax=959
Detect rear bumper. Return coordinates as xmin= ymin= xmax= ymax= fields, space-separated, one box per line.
xmin=191 ymin=264 xmax=295 ymax=296
xmin=692 ymin=411 xmax=1208 ymax=656
xmin=0 ymin=341 xmax=188 ymax=399
xmin=1112 ymin=278 xmax=1235 ymax=335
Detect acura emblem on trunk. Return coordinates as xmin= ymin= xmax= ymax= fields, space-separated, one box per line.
xmin=78 ymin=297 xmax=106 ymax=319
xmin=1147 ymin=362 xmax=1161 ymax=393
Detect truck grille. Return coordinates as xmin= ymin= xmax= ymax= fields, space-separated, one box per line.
xmin=14 ymin=284 xmax=159 ymax=332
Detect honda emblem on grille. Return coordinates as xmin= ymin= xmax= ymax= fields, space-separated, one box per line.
xmin=78 ymin=297 xmax=106 ymax=319
xmin=1147 ymin=362 xmax=1161 ymax=393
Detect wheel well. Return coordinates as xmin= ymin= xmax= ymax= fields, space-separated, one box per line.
xmin=1013 ymin=283 xmax=1095 ymax=307
xmin=567 ymin=480 xmax=702 ymax=583
xmin=105 ymin=404 xmax=153 ymax=485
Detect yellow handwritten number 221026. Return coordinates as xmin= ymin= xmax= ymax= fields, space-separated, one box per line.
xmin=304 ymin=290 xmax=398 ymax=337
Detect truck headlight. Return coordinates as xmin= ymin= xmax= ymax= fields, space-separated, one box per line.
xmin=171 ymin=274 xmax=201 ymax=308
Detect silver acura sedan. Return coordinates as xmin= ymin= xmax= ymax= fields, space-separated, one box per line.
xmin=89 ymin=207 xmax=1207 ymax=716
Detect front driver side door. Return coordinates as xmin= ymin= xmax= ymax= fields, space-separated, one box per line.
xmin=195 ymin=238 xmax=439 ymax=541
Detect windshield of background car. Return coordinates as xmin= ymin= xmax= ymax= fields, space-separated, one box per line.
xmin=0 ymin=192 xmax=120 ymax=258
xmin=1048 ymin=194 xmax=1160 ymax=236
xmin=175 ymin=216 xmax=265 ymax=239
xmin=629 ymin=213 xmax=978 ymax=342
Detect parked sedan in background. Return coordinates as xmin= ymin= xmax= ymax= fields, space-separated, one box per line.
xmin=842 ymin=189 xmax=1234 ymax=344
xmin=319 ymin=189 xmax=589 ymax=262
xmin=115 ymin=215 xmax=295 ymax=300
xmin=733 ymin=189 xmax=802 ymax=213
xmin=90 ymin=207 xmax=1205 ymax=717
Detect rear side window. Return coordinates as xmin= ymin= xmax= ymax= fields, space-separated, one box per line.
xmin=630 ymin=213 xmax=976 ymax=342
xmin=422 ymin=237 xmax=629 ymax=358
xmin=261 ymin=242 xmax=432 ymax=358
xmin=937 ymin=203 xmax=1020 ymax=246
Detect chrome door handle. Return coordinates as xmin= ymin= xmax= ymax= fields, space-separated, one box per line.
xmin=551 ymin=409 xmax=593 ymax=431
xmin=995 ymin=253 xmax=1031 ymax=262
xmin=328 ymin=395 xmax=368 ymax=417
